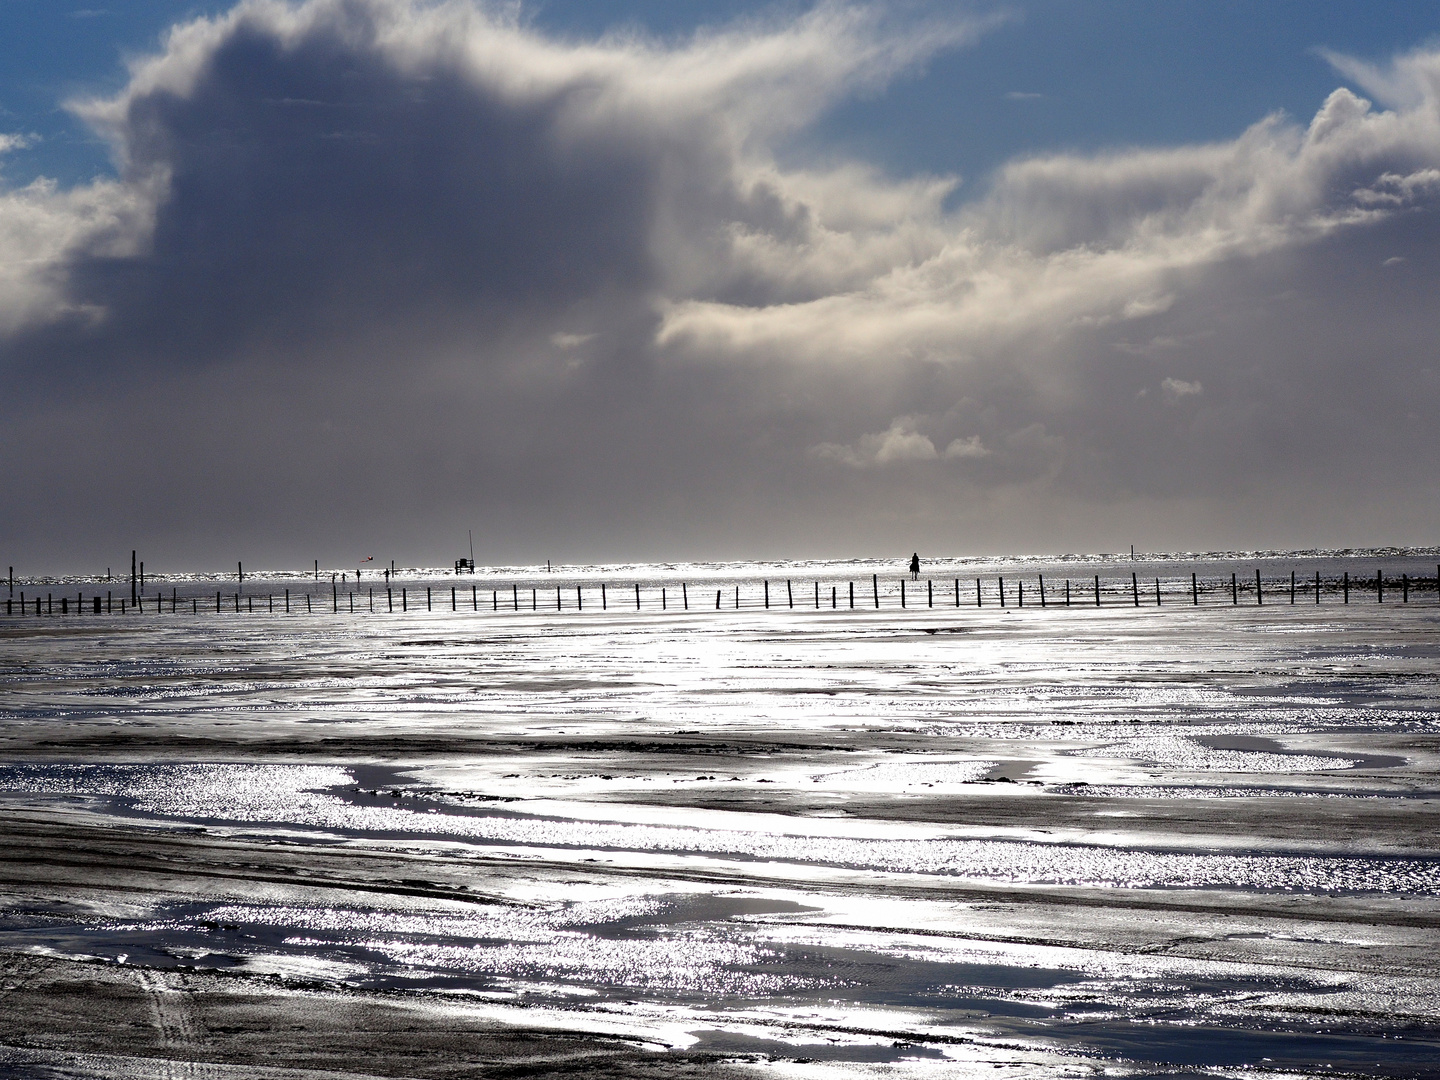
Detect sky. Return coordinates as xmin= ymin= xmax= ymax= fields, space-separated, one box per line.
xmin=2 ymin=0 xmax=1440 ymax=572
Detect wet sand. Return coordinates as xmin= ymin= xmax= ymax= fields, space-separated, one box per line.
xmin=2 ymin=595 xmax=1439 ymax=1077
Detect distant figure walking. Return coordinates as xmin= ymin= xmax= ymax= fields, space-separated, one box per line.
xmin=909 ymin=553 xmax=920 ymax=580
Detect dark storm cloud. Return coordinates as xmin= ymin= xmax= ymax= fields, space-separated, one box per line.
xmin=2 ymin=0 xmax=1440 ymax=569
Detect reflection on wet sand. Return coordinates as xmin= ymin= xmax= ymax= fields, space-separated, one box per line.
xmin=1 ymin=597 xmax=1438 ymax=1078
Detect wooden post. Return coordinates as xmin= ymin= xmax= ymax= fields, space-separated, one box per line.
xmin=578 ymin=585 xmax=583 ymax=611
xmin=269 ymin=594 xmax=273 ymax=613
xmin=131 ymin=550 xmax=137 ymax=605
xmin=998 ymin=577 xmax=1005 ymax=607
xmin=1155 ymin=578 xmax=1161 ymax=606
xmin=662 ymin=588 xmax=667 ymax=611
xmin=1343 ymin=572 xmax=1349 ymax=604
xmin=1290 ymin=570 xmax=1295 ymax=604
xmin=976 ymin=578 xmax=982 ymax=607
xmin=216 ymin=591 xmax=221 ymax=612
xmin=735 ymin=585 xmax=739 ymax=609
xmin=636 ymin=583 xmax=641 ymax=611
xmin=238 ymin=562 xmax=243 ymax=588
xmin=370 ymin=589 xmax=374 ymax=613
xmin=1403 ymin=574 xmax=1409 ymax=603
xmin=1231 ymin=573 xmax=1238 ymax=605
xmin=315 ymin=560 xmax=319 ymax=581
xmin=928 ymin=579 xmax=933 ymax=608
xmin=513 ymin=584 xmax=519 ymax=611
xmin=531 ymin=588 xmax=536 ymax=611
xmin=402 ymin=588 xmax=407 ymax=612
xmin=1131 ymin=572 xmax=1138 ymax=607
xmin=1038 ymin=575 xmax=1046 ymax=607
xmin=349 ymin=592 xmax=354 ymax=613
xmin=815 ymin=581 xmax=820 ymax=609
xmin=602 ymin=583 xmax=607 ymax=610
xmin=873 ymin=574 xmax=879 ymax=608
xmin=234 ymin=593 xmax=239 ymax=613
xmin=954 ymin=578 xmax=959 ymax=607
xmin=1066 ymin=580 xmax=1070 ymax=606
xmin=850 ymin=581 xmax=855 ymax=609
xmin=716 ymin=589 xmax=722 ymax=609
xmin=334 ymin=584 xmax=339 ymax=612
xmin=764 ymin=580 xmax=770 ymax=609
xmin=1094 ymin=575 xmax=1100 ymax=606
xmin=1255 ymin=568 xmax=1262 ymax=606
xmin=557 ymin=586 xmax=562 ymax=612
xmin=1377 ymin=570 xmax=1383 ymax=604
xmin=1315 ymin=571 xmax=1320 ymax=604
xmin=831 ymin=585 xmax=837 ymax=608
xmin=426 ymin=587 xmax=431 ymax=611
xmin=248 ymin=596 xmax=253 ymax=614
xmin=472 ymin=584 xmax=477 ymax=610
xmin=683 ymin=583 xmax=688 ymax=610
xmin=451 ymin=586 xmax=456 ymax=611
xmin=1018 ymin=581 xmax=1024 ymax=607
xmin=1191 ymin=572 xmax=1198 ymax=605
xmin=306 ymin=594 xmax=311 ymax=613
xmin=786 ymin=579 xmax=793 ymax=608
xmin=387 ymin=588 xmax=392 ymax=612
xmin=900 ymin=579 xmax=906 ymax=608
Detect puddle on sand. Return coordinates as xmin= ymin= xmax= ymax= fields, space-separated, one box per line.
xmin=3 ymin=762 xmax=1439 ymax=895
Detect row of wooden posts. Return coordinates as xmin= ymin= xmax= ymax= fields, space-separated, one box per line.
xmin=5 ymin=568 xmax=1439 ymax=617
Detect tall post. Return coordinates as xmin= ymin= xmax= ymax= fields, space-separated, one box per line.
xmin=1191 ymin=572 xmax=1198 ymax=605
xmin=1343 ymin=572 xmax=1349 ymax=604
xmin=131 ymin=551 xmax=137 ymax=604
xmin=872 ymin=574 xmax=879 ymax=609
xmin=928 ymin=579 xmax=933 ymax=608
xmin=577 ymin=585 xmax=583 ymax=611
xmin=451 ymin=586 xmax=456 ymax=611
xmin=238 ymin=562 xmax=243 ymax=590
xmin=1291 ymin=570 xmax=1296 ymax=604
xmin=1403 ymin=574 xmax=1409 ymax=603
xmin=636 ymin=583 xmax=641 ymax=610
xmin=1131 ymin=572 xmax=1139 ymax=607
xmin=764 ymin=580 xmax=770 ymax=609
xmin=1155 ymin=578 xmax=1161 ymax=606
xmin=998 ymin=577 xmax=1005 ymax=607
xmin=1094 ymin=575 xmax=1100 ymax=606
xmin=1231 ymin=572 xmax=1238 ymax=605
xmin=1377 ymin=570 xmax=1383 ymax=604
xmin=954 ymin=578 xmax=960 ymax=608
xmin=602 ymin=583 xmax=607 ymax=610
xmin=786 ymin=579 xmax=793 ymax=609
xmin=1066 ymin=580 xmax=1071 ymax=606
xmin=1315 ymin=571 xmax=1320 ymax=604
xmin=315 ymin=560 xmax=319 ymax=581
xmin=1038 ymin=575 xmax=1046 ymax=607
xmin=682 ymin=583 xmax=688 ymax=610
xmin=900 ymin=579 xmax=906 ymax=608
xmin=850 ymin=581 xmax=854 ymax=609
xmin=1255 ymin=568 xmax=1262 ymax=606
xmin=976 ymin=578 xmax=982 ymax=607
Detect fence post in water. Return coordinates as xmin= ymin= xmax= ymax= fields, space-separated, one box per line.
xmin=1315 ymin=571 xmax=1320 ymax=604
xmin=387 ymin=588 xmax=392 ymax=612
xmin=1155 ymin=579 xmax=1161 ymax=606
xmin=1018 ymin=581 xmax=1024 ymax=607
xmin=578 ymin=585 xmax=583 ymax=611
xmin=764 ymin=580 xmax=770 ymax=609
xmin=1377 ymin=571 xmax=1383 ymax=604
xmin=873 ymin=574 xmax=879 ymax=608
xmin=513 ymin=584 xmax=519 ymax=611
xmin=928 ymin=579 xmax=933 ymax=608
xmin=1191 ymin=573 xmax=1198 ymax=605
xmin=1403 ymin=574 xmax=1409 ymax=603
xmin=682 ymin=583 xmax=688 ymax=611
xmin=1343 ymin=572 xmax=1349 ymax=604
xmin=557 ymin=586 xmax=561 ymax=612
xmin=977 ymin=578 xmax=982 ymax=607
xmin=662 ymin=588 xmax=666 ymax=611
xmin=1291 ymin=571 xmax=1296 ymax=604
xmin=426 ymin=587 xmax=431 ymax=612
xmin=1039 ymin=575 xmax=1046 ymax=607
xmin=602 ymin=583 xmax=607 ymax=610
xmin=850 ymin=581 xmax=855 ymax=609
xmin=306 ymin=594 xmax=311 ymax=613
xmin=1131 ymin=572 xmax=1139 ymax=607
xmin=716 ymin=589 xmax=722 ymax=609
xmin=403 ymin=588 xmax=407 ymax=612
xmin=234 ymin=593 xmax=239 ymax=613
xmin=1255 ymin=569 xmax=1262 ymax=606
xmin=1095 ymin=575 xmax=1100 ymax=606
xmin=831 ymin=585 xmax=837 ymax=608
xmin=636 ymin=583 xmax=641 ymax=611
xmin=1066 ymin=580 xmax=1071 ymax=606
xmin=954 ymin=578 xmax=960 ymax=607
xmin=815 ymin=581 xmax=820 ymax=609
xmin=998 ymin=578 xmax=1005 ymax=608
xmin=451 ymin=586 xmax=456 ymax=611
xmin=900 ymin=579 xmax=906 ymax=608
xmin=1231 ymin=573 xmax=1238 ymax=605
xmin=472 ymin=585 xmax=477 ymax=610
xmin=334 ymin=584 xmax=339 ymax=613
xmin=786 ymin=580 xmax=793 ymax=609
xmin=735 ymin=585 xmax=739 ymax=609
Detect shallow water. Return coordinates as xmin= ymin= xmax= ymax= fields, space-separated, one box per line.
xmin=2 ymin=556 xmax=1439 ymax=1077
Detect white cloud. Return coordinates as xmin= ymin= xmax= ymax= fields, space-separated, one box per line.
xmin=811 ymin=416 xmax=938 ymax=467
xmin=1161 ymin=377 xmax=1203 ymax=400
xmin=943 ymin=435 xmax=989 ymax=458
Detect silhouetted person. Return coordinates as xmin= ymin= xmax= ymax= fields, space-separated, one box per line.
xmin=909 ymin=553 xmax=920 ymax=580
